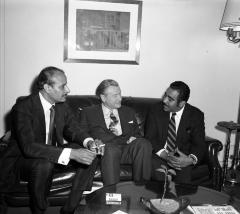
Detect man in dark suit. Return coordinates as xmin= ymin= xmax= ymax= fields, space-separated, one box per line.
xmin=145 ymin=81 xmax=206 ymax=184
xmin=0 ymin=66 xmax=104 ymax=214
xmin=80 ymin=79 xmax=152 ymax=186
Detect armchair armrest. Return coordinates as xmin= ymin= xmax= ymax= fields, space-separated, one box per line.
xmin=205 ymin=136 xmax=223 ymax=191
xmin=0 ymin=131 xmax=11 ymax=152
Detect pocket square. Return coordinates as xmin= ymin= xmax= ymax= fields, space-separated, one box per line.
xmin=128 ymin=121 xmax=134 ymax=124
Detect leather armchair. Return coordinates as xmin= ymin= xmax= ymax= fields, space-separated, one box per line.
xmin=0 ymin=95 xmax=223 ymax=210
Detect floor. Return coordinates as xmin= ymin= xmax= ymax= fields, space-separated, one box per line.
xmin=6 ymin=205 xmax=86 ymax=214
xmin=7 ymin=206 xmax=61 ymax=214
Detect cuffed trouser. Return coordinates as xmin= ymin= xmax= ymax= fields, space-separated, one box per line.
xmin=17 ymin=157 xmax=98 ymax=214
xmin=101 ymin=138 xmax=152 ymax=186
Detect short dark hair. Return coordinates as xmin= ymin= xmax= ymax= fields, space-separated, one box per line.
xmin=36 ymin=66 xmax=64 ymax=90
xmin=95 ymin=79 xmax=119 ymax=98
xmin=169 ymin=81 xmax=190 ymax=102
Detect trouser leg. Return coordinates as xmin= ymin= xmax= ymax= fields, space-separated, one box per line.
xmin=101 ymin=145 xmax=122 ymax=186
xmin=17 ymin=158 xmax=54 ymax=214
xmin=174 ymin=165 xmax=192 ymax=184
xmin=61 ymin=157 xmax=98 ymax=213
xmin=121 ymin=138 xmax=152 ymax=181
xmin=151 ymin=154 xmax=167 ymax=181
xmin=0 ymin=193 xmax=8 ymax=214
xmin=151 ymin=154 xmax=192 ymax=183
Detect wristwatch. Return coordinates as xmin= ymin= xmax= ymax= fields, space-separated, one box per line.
xmin=188 ymin=154 xmax=197 ymax=165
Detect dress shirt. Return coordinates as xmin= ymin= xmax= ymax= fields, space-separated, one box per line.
xmin=156 ymin=105 xmax=198 ymax=164
xmin=39 ymin=92 xmax=71 ymax=165
xmin=102 ymin=104 xmax=122 ymax=136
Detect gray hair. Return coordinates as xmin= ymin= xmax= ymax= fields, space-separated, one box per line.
xmin=95 ymin=79 xmax=119 ymax=98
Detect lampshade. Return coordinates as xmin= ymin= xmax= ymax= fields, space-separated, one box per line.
xmin=220 ymin=0 xmax=240 ymax=44
xmin=220 ymin=0 xmax=240 ymax=31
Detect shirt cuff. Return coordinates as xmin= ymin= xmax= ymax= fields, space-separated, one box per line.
xmin=83 ymin=137 xmax=94 ymax=148
xmin=156 ymin=149 xmax=167 ymax=157
xmin=189 ymin=154 xmax=198 ymax=165
xmin=58 ymin=148 xmax=72 ymax=165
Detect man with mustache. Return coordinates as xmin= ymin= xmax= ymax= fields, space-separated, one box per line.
xmin=0 ymin=66 xmax=104 ymax=214
xmin=145 ymin=81 xmax=206 ymax=183
xmin=80 ymin=79 xmax=152 ymax=186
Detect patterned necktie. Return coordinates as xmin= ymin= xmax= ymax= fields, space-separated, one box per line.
xmin=166 ymin=113 xmax=177 ymax=153
xmin=47 ymin=105 xmax=56 ymax=145
xmin=109 ymin=111 xmax=119 ymax=134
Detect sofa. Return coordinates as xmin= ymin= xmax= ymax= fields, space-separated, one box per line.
xmin=0 ymin=95 xmax=223 ymax=210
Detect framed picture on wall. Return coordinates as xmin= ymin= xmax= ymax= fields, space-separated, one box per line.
xmin=64 ymin=0 xmax=142 ymax=64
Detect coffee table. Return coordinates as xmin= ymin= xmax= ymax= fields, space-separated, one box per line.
xmin=77 ymin=181 xmax=240 ymax=214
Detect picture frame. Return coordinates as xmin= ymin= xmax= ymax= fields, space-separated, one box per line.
xmin=64 ymin=0 xmax=142 ymax=64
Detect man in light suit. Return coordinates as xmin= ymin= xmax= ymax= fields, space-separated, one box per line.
xmin=80 ymin=79 xmax=152 ymax=186
xmin=145 ymin=81 xmax=206 ymax=183
xmin=0 ymin=66 xmax=104 ymax=214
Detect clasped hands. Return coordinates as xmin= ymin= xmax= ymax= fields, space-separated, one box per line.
xmin=165 ymin=148 xmax=193 ymax=170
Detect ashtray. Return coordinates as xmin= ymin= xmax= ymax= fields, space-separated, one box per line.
xmin=140 ymin=197 xmax=190 ymax=214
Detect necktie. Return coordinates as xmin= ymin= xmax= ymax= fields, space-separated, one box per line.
xmin=166 ymin=113 xmax=177 ymax=153
xmin=109 ymin=111 xmax=119 ymax=134
xmin=47 ymin=105 xmax=56 ymax=145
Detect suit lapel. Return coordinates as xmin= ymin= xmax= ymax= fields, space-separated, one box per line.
xmin=161 ymin=109 xmax=170 ymax=143
xmin=118 ymin=107 xmax=127 ymax=134
xmin=32 ymin=94 xmax=46 ymax=139
xmin=54 ymin=103 xmax=64 ymax=145
xmin=176 ymin=104 xmax=190 ymax=142
xmin=97 ymin=105 xmax=109 ymax=129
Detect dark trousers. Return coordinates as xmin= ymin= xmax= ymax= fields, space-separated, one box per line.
xmin=151 ymin=153 xmax=192 ymax=184
xmin=101 ymin=138 xmax=152 ymax=186
xmin=17 ymin=157 xmax=98 ymax=214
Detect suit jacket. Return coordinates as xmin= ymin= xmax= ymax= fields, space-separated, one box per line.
xmin=79 ymin=104 xmax=142 ymax=145
xmin=0 ymin=93 xmax=90 ymax=191
xmin=145 ymin=102 xmax=206 ymax=162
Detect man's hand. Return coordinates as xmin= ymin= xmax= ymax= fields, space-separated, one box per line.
xmin=70 ymin=148 xmax=97 ymax=165
xmin=166 ymin=149 xmax=193 ymax=170
xmin=87 ymin=139 xmax=105 ymax=156
xmin=126 ymin=136 xmax=136 ymax=144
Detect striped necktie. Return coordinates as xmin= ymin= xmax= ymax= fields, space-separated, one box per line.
xmin=166 ymin=113 xmax=177 ymax=153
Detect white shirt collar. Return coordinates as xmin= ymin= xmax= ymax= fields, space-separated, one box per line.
xmin=171 ymin=105 xmax=185 ymax=119
xmin=101 ymin=104 xmax=118 ymax=117
xmin=39 ymin=92 xmax=54 ymax=112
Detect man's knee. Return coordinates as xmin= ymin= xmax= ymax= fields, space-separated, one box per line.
xmin=31 ymin=159 xmax=54 ymax=175
xmin=174 ymin=167 xmax=192 ymax=184
xmin=132 ymin=138 xmax=152 ymax=152
xmin=103 ymin=145 xmax=121 ymax=159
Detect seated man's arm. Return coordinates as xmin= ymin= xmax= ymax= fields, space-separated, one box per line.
xmin=12 ymin=104 xmax=63 ymax=163
xmin=145 ymin=105 xmax=163 ymax=153
xmin=188 ymin=110 xmax=206 ymax=163
xmin=62 ymin=104 xmax=91 ymax=145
